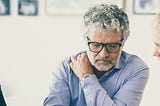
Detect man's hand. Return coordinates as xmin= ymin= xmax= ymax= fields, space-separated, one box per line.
xmin=70 ymin=53 xmax=94 ymax=81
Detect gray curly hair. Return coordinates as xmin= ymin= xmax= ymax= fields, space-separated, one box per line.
xmin=83 ymin=4 xmax=130 ymax=41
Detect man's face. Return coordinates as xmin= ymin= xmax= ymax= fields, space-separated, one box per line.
xmin=87 ymin=29 xmax=123 ymax=71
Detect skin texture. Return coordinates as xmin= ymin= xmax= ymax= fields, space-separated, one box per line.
xmin=153 ymin=42 xmax=160 ymax=60
xmin=70 ymin=29 xmax=123 ymax=80
xmin=152 ymin=32 xmax=160 ymax=60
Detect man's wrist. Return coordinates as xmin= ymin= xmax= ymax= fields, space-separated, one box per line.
xmin=81 ymin=74 xmax=93 ymax=81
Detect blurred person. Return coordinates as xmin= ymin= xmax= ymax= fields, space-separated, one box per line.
xmin=43 ymin=4 xmax=149 ymax=106
xmin=0 ymin=85 xmax=7 ymax=106
xmin=152 ymin=11 xmax=160 ymax=60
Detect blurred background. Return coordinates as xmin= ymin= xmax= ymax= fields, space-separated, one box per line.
xmin=0 ymin=0 xmax=159 ymax=106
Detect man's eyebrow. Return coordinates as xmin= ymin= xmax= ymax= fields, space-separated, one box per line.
xmin=154 ymin=42 xmax=160 ymax=47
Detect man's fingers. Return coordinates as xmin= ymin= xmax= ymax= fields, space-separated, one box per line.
xmin=70 ymin=62 xmax=74 ymax=69
xmin=71 ymin=56 xmax=76 ymax=64
xmin=70 ymin=56 xmax=77 ymax=70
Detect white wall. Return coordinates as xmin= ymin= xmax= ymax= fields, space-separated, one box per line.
xmin=0 ymin=0 xmax=159 ymax=106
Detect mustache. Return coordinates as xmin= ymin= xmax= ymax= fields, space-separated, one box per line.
xmin=95 ymin=58 xmax=113 ymax=64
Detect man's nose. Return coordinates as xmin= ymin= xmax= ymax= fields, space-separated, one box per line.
xmin=99 ymin=47 xmax=109 ymax=57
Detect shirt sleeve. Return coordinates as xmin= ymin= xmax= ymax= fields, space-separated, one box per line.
xmin=43 ymin=61 xmax=70 ymax=106
xmin=81 ymin=68 xmax=149 ymax=106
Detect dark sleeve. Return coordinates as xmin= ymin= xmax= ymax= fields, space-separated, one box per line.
xmin=0 ymin=85 xmax=7 ymax=106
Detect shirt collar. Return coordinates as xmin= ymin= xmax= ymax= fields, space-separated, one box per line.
xmin=114 ymin=51 xmax=127 ymax=69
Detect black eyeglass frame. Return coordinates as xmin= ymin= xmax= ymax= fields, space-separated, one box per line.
xmin=87 ymin=37 xmax=124 ymax=53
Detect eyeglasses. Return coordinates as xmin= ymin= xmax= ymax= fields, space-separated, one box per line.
xmin=87 ymin=37 xmax=123 ymax=53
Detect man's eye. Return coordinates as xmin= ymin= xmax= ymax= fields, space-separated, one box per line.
xmin=92 ymin=43 xmax=101 ymax=47
xmin=108 ymin=44 xmax=119 ymax=48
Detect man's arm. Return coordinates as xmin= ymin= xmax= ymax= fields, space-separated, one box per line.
xmin=43 ymin=61 xmax=70 ymax=106
xmin=80 ymin=68 xmax=149 ymax=106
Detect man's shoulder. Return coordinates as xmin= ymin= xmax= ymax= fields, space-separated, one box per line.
xmin=55 ymin=51 xmax=86 ymax=78
xmin=121 ymin=51 xmax=149 ymax=79
xmin=59 ymin=51 xmax=86 ymax=69
xmin=122 ymin=51 xmax=148 ymax=68
xmin=61 ymin=51 xmax=86 ymax=64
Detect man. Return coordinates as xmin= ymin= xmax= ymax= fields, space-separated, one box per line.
xmin=0 ymin=85 xmax=7 ymax=106
xmin=43 ymin=4 xmax=149 ymax=106
xmin=152 ymin=11 xmax=160 ymax=60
